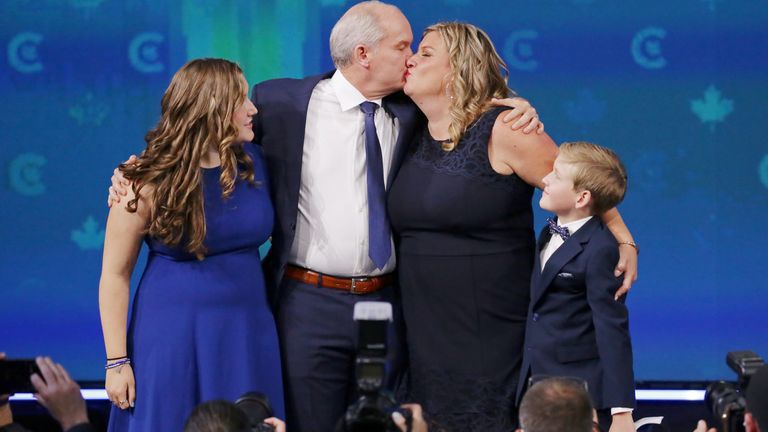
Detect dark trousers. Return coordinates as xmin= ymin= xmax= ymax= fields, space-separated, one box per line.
xmin=275 ymin=277 xmax=406 ymax=432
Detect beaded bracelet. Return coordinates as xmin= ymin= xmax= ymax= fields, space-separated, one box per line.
xmin=105 ymin=358 xmax=131 ymax=370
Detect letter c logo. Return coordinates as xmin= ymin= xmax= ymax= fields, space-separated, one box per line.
xmin=7 ymin=32 xmax=43 ymax=74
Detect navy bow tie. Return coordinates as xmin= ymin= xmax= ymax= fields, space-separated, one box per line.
xmin=547 ymin=218 xmax=570 ymax=241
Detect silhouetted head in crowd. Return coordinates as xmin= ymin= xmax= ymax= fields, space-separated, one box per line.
xmin=184 ymin=400 xmax=249 ymax=432
xmin=518 ymin=377 xmax=594 ymax=432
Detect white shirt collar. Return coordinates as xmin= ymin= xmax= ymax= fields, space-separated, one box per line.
xmin=557 ymin=215 xmax=594 ymax=236
xmin=331 ymin=69 xmax=383 ymax=112
xmin=540 ymin=215 xmax=594 ymax=270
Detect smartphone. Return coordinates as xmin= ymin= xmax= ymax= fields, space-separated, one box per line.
xmin=0 ymin=359 xmax=42 ymax=394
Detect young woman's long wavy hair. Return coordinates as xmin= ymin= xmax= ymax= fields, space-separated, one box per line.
xmin=424 ymin=22 xmax=513 ymax=150
xmin=121 ymin=58 xmax=255 ymax=260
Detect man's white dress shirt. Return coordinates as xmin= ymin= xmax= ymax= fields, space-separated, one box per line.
xmin=288 ymin=70 xmax=399 ymax=276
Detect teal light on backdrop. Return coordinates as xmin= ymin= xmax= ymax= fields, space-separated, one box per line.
xmin=1 ymin=0 xmax=767 ymax=381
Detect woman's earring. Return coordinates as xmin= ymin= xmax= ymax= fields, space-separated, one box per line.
xmin=444 ymin=81 xmax=454 ymax=100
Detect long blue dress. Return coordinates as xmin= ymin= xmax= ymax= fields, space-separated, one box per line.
xmin=108 ymin=144 xmax=284 ymax=432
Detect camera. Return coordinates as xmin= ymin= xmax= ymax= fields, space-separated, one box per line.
xmin=235 ymin=391 xmax=276 ymax=432
xmin=0 ymin=358 xmax=42 ymax=394
xmin=706 ymin=350 xmax=765 ymax=432
xmin=336 ymin=301 xmax=411 ymax=432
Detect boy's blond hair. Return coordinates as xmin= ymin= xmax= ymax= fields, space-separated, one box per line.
xmin=558 ymin=141 xmax=627 ymax=214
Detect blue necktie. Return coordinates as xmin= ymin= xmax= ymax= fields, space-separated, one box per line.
xmin=359 ymin=101 xmax=392 ymax=269
xmin=547 ymin=217 xmax=570 ymax=241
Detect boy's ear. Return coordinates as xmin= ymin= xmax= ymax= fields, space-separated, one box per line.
xmin=574 ymin=189 xmax=592 ymax=209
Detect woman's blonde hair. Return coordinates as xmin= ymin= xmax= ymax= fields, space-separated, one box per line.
xmin=424 ymin=22 xmax=512 ymax=150
xmin=122 ymin=58 xmax=255 ymax=260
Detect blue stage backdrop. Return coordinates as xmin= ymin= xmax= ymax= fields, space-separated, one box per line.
xmin=1 ymin=0 xmax=766 ymax=382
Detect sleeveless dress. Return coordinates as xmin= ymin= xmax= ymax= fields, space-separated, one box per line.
xmin=388 ymin=107 xmax=535 ymax=432
xmin=108 ymin=144 xmax=284 ymax=432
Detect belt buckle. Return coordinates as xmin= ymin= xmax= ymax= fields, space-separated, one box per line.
xmin=350 ymin=277 xmax=369 ymax=294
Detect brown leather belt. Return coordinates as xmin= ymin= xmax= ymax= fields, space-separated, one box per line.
xmin=284 ymin=265 xmax=394 ymax=295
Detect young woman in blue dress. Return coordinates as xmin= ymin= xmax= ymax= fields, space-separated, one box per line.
xmin=98 ymin=58 xmax=284 ymax=432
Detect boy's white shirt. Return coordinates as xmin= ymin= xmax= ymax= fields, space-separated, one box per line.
xmin=540 ymin=215 xmax=593 ymax=270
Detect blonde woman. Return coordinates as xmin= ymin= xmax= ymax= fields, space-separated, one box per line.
xmin=387 ymin=23 xmax=638 ymax=431
xmin=99 ymin=59 xmax=283 ymax=431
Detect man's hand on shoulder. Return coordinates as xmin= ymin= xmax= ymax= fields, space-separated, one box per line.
xmin=107 ymin=155 xmax=137 ymax=207
xmin=491 ymin=97 xmax=544 ymax=134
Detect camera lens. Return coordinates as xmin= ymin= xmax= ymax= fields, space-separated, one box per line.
xmin=705 ymin=381 xmax=746 ymax=419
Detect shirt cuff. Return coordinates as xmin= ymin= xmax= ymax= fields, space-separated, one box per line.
xmin=611 ymin=407 xmax=633 ymax=415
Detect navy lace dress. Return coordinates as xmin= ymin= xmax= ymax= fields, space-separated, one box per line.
xmin=388 ymin=107 xmax=535 ymax=431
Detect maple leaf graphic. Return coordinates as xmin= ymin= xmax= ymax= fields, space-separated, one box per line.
xmin=690 ymin=85 xmax=734 ymax=132
xmin=563 ymin=89 xmax=606 ymax=134
xmin=701 ymin=0 xmax=724 ymax=12
xmin=69 ymin=92 xmax=109 ymax=127
xmin=71 ymin=215 xmax=105 ymax=250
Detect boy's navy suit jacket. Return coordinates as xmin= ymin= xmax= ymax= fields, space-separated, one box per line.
xmin=516 ymin=216 xmax=635 ymax=410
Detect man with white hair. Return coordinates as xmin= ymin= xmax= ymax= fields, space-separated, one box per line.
xmin=252 ymin=2 xmax=541 ymax=431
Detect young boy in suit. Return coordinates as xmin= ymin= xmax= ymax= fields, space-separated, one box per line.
xmin=516 ymin=141 xmax=637 ymax=432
